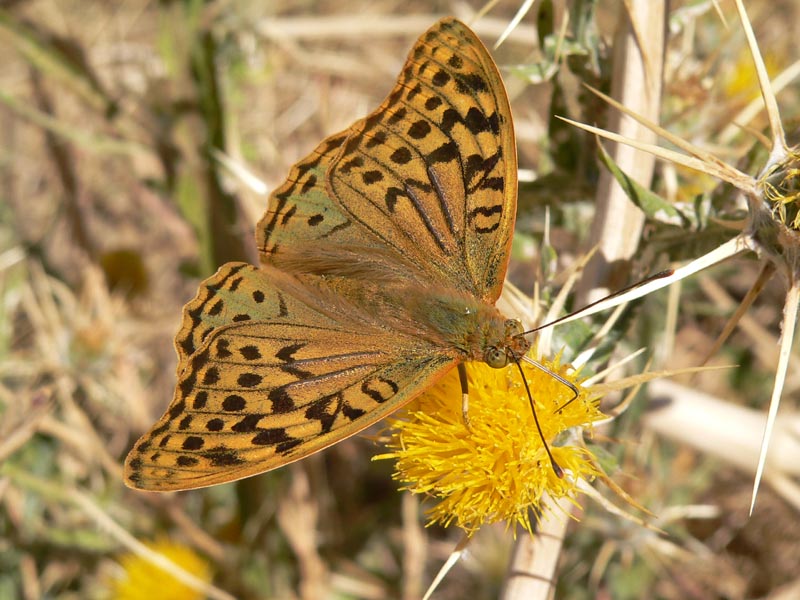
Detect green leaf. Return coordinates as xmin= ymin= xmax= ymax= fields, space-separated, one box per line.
xmin=596 ymin=141 xmax=678 ymax=218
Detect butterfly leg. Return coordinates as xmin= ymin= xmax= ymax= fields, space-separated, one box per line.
xmin=458 ymin=362 xmax=472 ymax=430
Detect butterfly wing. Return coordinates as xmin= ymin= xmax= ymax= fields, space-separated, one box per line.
xmin=258 ymin=18 xmax=516 ymax=303
xmin=126 ymin=19 xmax=514 ymax=491
xmin=124 ymin=263 xmax=456 ymax=491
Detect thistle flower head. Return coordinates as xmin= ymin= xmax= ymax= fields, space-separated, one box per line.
xmin=376 ymin=355 xmax=606 ymax=536
xmin=760 ymin=146 xmax=800 ymax=232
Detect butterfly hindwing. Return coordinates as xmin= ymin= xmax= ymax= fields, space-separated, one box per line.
xmin=125 ymin=263 xmax=456 ymax=491
xmin=256 ymin=131 xmax=369 ymax=264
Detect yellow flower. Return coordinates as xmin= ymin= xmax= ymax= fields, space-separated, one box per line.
xmin=761 ymin=147 xmax=800 ymax=232
xmin=723 ymin=47 xmax=782 ymax=101
xmin=110 ymin=540 xmax=211 ymax=600
xmin=376 ymin=355 xmax=605 ymax=536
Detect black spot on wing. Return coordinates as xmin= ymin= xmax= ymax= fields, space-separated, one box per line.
xmin=387 ymin=107 xmax=407 ymax=126
xmin=215 ymin=339 xmax=232 ymax=358
xmin=168 ymin=399 xmax=186 ymax=420
xmin=425 ymin=96 xmax=443 ymax=111
xmin=279 ymin=203 xmax=297 ymax=225
xmin=339 ymin=156 xmax=364 ymax=174
xmin=202 ymin=367 xmax=219 ymax=386
xmin=385 ymin=187 xmax=403 ymax=212
xmin=300 ymin=174 xmax=317 ymax=194
xmin=408 ymin=120 xmax=431 ymax=139
xmin=390 ymin=147 xmax=412 ymax=165
xmin=208 ymin=299 xmax=224 ymax=316
xmin=427 ymin=141 xmax=458 ymax=164
xmin=276 ymin=343 xmax=313 ymax=378
xmin=479 ymin=177 xmax=504 ymax=191
xmin=182 ymin=436 xmax=204 ymax=450
xmin=237 ymin=373 xmax=262 ymax=388
xmin=468 ymin=204 xmax=504 ymax=234
xmin=432 ymin=70 xmax=451 ymax=87
xmin=269 ymin=387 xmax=295 ymax=412
xmin=454 ymin=72 xmax=488 ymax=94
xmin=231 ymin=414 xmax=263 ymax=433
xmin=407 ymin=82 xmax=422 ymax=102
xmin=463 ymin=107 xmax=493 ymax=134
xmin=362 ymin=170 xmax=383 ymax=185
xmin=202 ymin=446 xmax=245 ymax=467
xmin=365 ymin=130 xmax=387 ymax=148
xmin=206 ymin=418 xmax=224 ymax=431
xmin=240 ymin=345 xmax=262 ymax=360
xmin=361 ymin=377 xmax=399 ymax=404
xmin=305 ymin=394 xmax=341 ymax=433
xmin=448 ymin=54 xmax=463 ymax=69
xmin=193 ymin=391 xmax=208 ymax=409
xmin=276 ymin=438 xmax=303 ymax=454
xmin=252 ymin=427 xmax=293 ymax=445
xmin=223 ymin=394 xmax=247 ymax=411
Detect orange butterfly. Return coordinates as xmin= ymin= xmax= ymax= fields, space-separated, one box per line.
xmin=124 ymin=18 xmax=527 ymax=491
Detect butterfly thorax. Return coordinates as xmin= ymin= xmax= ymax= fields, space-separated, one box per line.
xmin=397 ymin=287 xmax=530 ymax=366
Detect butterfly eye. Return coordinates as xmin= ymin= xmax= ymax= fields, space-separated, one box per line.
xmin=484 ymin=347 xmax=508 ymax=369
xmin=504 ymin=319 xmax=524 ymax=337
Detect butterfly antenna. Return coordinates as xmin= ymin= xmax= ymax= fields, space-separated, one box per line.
xmin=521 ymin=355 xmax=582 ymax=412
xmin=521 ymin=355 xmax=579 ymax=407
xmin=522 ymin=269 xmax=674 ymax=336
xmin=514 ymin=359 xmax=564 ymax=478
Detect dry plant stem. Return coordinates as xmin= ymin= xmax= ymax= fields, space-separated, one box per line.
xmin=577 ymin=0 xmax=665 ymax=302
xmin=732 ymin=0 xmax=786 ymax=154
xmin=697 ymin=263 xmax=780 ymax=369
xmin=28 ymin=69 xmax=94 ymax=263
xmin=164 ymin=501 xmax=227 ymax=562
xmin=276 ymin=464 xmax=328 ymax=600
xmin=644 ymin=380 xmax=800 ymax=510
xmin=20 ymin=553 xmax=39 ymax=600
xmin=730 ymin=0 xmax=796 ymax=514
xmin=0 ymin=390 xmax=52 ymax=463
xmin=752 ymin=283 xmax=800 ymax=513
xmin=501 ymin=496 xmax=571 ymax=600
xmin=422 ymin=535 xmax=470 ymax=600
xmin=769 ymin=579 xmax=800 ymax=600
xmin=256 ymin=15 xmax=538 ymax=45
xmin=401 ymin=492 xmax=426 ymax=600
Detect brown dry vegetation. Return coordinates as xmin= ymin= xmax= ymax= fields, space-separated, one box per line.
xmin=0 ymin=1 xmax=798 ymax=599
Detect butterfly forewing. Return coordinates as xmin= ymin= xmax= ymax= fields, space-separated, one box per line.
xmin=328 ymin=19 xmax=516 ymax=302
xmin=257 ymin=18 xmax=516 ymax=301
xmin=125 ymin=263 xmax=456 ymax=491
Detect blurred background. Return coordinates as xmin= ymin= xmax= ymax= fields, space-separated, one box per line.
xmin=0 ymin=1 xmax=798 ymax=598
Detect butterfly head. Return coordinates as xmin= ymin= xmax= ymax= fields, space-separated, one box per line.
xmin=484 ymin=319 xmax=530 ymax=368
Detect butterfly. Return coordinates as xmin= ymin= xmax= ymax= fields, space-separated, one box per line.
xmin=124 ymin=17 xmax=528 ymax=491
